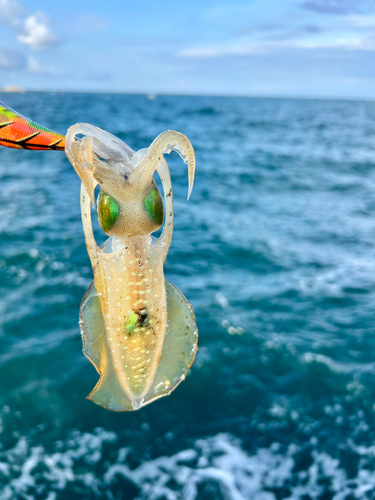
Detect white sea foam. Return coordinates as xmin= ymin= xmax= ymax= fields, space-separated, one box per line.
xmin=1 ymin=429 xmax=375 ymax=499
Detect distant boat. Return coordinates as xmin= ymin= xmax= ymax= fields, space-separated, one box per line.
xmin=1 ymin=85 xmax=25 ymax=93
xmin=147 ymin=93 xmax=157 ymax=100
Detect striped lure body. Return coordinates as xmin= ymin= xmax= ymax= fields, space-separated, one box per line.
xmin=0 ymin=101 xmax=65 ymax=150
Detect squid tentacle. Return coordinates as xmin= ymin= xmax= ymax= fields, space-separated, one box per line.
xmin=155 ymin=158 xmax=174 ymax=259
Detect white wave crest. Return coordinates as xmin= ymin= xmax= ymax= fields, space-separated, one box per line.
xmin=1 ymin=430 xmax=375 ymax=499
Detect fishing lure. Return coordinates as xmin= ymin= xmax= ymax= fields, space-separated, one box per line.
xmin=0 ymin=101 xmax=198 ymax=411
xmin=0 ymin=102 xmax=65 ymax=150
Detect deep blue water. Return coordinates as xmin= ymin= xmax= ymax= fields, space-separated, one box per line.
xmin=1 ymin=92 xmax=375 ymax=499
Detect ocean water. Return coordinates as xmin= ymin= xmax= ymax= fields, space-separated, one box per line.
xmin=0 ymin=92 xmax=375 ymax=499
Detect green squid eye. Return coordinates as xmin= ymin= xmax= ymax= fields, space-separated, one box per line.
xmin=98 ymin=192 xmax=120 ymax=231
xmin=144 ymin=186 xmax=164 ymax=226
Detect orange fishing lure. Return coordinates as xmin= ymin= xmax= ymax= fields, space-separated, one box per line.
xmin=0 ymin=101 xmax=65 ymax=150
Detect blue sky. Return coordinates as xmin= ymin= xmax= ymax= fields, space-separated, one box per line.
xmin=0 ymin=0 xmax=375 ymax=98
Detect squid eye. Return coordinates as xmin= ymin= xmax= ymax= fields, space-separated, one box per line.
xmin=98 ymin=192 xmax=120 ymax=231
xmin=144 ymin=185 xmax=164 ymax=225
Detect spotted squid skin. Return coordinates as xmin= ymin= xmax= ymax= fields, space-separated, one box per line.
xmin=95 ymin=236 xmax=167 ymax=404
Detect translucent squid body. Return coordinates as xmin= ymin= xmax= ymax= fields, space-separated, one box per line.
xmin=66 ymin=125 xmax=198 ymax=411
xmin=0 ymin=101 xmax=198 ymax=411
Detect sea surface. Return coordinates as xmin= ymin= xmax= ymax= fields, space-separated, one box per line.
xmin=0 ymin=92 xmax=375 ymax=499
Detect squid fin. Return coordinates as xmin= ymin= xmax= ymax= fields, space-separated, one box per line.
xmin=79 ymin=280 xmax=198 ymax=411
xmin=141 ymin=281 xmax=198 ymax=406
xmin=79 ymin=282 xmax=135 ymax=411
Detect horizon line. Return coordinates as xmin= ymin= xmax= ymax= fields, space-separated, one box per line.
xmin=1 ymin=88 xmax=375 ymax=104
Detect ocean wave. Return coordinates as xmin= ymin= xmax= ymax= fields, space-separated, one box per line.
xmin=2 ymin=430 xmax=375 ymax=500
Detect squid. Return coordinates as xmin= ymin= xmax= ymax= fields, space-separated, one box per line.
xmin=0 ymin=101 xmax=198 ymax=411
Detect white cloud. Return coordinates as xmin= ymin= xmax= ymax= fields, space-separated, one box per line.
xmin=295 ymin=37 xmax=375 ymax=50
xmin=0 ymin=1 xmax=59 ymax=50
xmin=301 ymin=0 xmax=374 ymax=15
xmin=178 ymin=35 xmax=375 ymax=59
xmin=0 ymin=0 xmax=23 ymax=24
xmin=178 ymin=10 xmax=375 ymax=60
xmin=17 ymin=13 xmax=58 ymax=50
xmin=178 ymin=43 xmax=264 ymax=58
xmin=347 ymin=14 xmax=375 ymax=28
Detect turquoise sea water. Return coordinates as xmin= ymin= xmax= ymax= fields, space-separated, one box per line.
xmin=1 ymin=92 xmax=375 ymax=499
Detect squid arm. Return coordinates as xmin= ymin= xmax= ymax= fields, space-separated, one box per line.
xmin=137 ymin=130 xmax=195 ymax=200
xmin=137 ymin=130 xmax=195 ymax=261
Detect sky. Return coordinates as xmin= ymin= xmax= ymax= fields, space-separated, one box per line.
xmin=0 ymin=0 xmax=375 ymax=99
